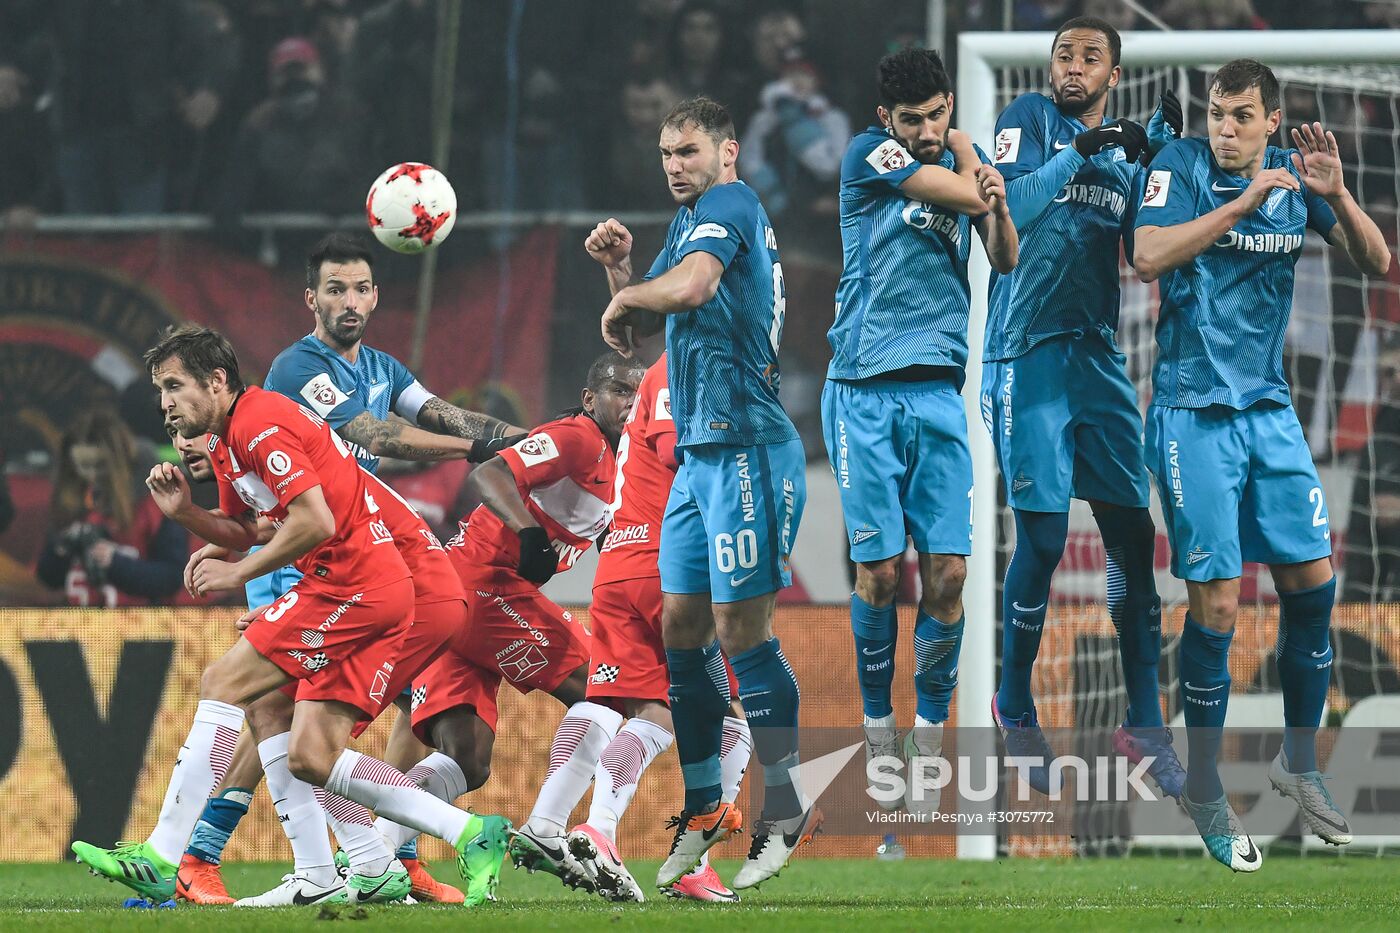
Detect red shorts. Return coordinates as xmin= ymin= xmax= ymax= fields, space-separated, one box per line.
xmin=586 ymin=576 xmax=738 ymax=704
xmin=411 ymin=585 xmax=589 ymax=738
xmin=245 ymin=576 xmax=414 ymax=718
xmin=349 ymin=597 xmax=465 ymax=738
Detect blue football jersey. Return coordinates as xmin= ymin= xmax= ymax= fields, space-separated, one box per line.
xmin=986 ymin=93 xmax=1140 ymax=361
xmin=263 ymin=334 xmax=433 ymax=471
xmin=828 ymin=126 xmax=990 ymax=383
xmin=648 ymin=181 xmax=798 ymax=449
xmin=1134 ymin=138 xmax=1338 ymax=410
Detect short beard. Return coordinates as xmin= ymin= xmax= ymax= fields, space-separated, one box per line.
xmin=316 ymin=303 xmax=366 ymax=350
xmin=1053 ymin=83 xmax=1108 ymax=117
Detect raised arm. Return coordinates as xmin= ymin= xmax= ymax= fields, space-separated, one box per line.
xmin=973 ymin=163 xmax=1018 ymax=274
xmin=464 ymin=457 xmax=558 ymax=584
xmin=1292 ymin=122 xmax=1391 ymax=277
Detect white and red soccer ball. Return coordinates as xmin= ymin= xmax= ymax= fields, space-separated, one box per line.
xmin=365 ymin=162 xmax=457 ymax=254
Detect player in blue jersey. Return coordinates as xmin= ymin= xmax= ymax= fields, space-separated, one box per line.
xmin=179 ymin=233 xmax=525 ymax=904
xmin=590 ymin=97 xmax=809 ymax=891
xmin=1134 ymin=59 xmax=1390 ymax=872
xmin=819 ymin=48 xmax=1016 ymax=814
xmin=979 ymin=17 xmax=1187 ymax=801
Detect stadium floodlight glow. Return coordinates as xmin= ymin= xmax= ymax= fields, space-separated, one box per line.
xmin=955 ymin=29 xmax=1400 ymax=863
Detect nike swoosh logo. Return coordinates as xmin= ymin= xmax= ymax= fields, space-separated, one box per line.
xmin=1310 ymin=649 xmax=1329 ymax=658
xmin=1184 ymin=681 xmax=1227 ymax=692
xmin=1104 ymin=125 xmax=1122 ymax=134
xmin=730 ymin=570 xmax=758 ymax=587
xmin=1236 ymin=838 xmax=1260 ymax=863
xmin=1011 ymin=601 xmax=1046 ymax=613
xmin=176 ymin=872 xmax=193 ymax=892
xmin=1211 ymin=182 xmax=1241 ymax=193
xmin=700 ymin=805 xmax=731 ymax=841
xmin=861 ymin=647 xmax=887 ymax=656
xmin=1312 ymin=809 xmax=1350 ymax=832
xmin=293 ymin=886 xmax=344 ymax=905
xmin=1053 ymin=141 xmax=1070 ymax=150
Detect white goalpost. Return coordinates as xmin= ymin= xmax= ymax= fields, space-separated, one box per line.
xmin=955 ymin=30 xmax=1400 ymax=861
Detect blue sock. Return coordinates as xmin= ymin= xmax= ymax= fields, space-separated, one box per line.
xmin=851 ymin=594 xmax=897 ymax=718
xmin=1179 ymin=613 xmax=1233 ymax=801
xmin=185 ymin=787 xmax=254 ymax=864
xmin=996 ymin=509 xmax=1067 ymax=721
xmin=1095 ymin=506 xmax=1165 ymax=728
xmin=666 ymin=640 xmax=730 ymax=813
xmin=913 ymin=611 xmax=964 ymax=723
xmin=731 ymin=637 xmax=803 ymax=821
xmin=396 ymin=838 xmax=418 ymax=861
xmin=1277 ymin=577 xmax=1335 ymax=773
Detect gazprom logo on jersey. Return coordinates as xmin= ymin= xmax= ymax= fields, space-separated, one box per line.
xmin=901 ymin=201 xmax=961 ymax=246
xmin=1214 ymin=230 xmax=1304 ymax=254
xmin=1053 ymin=183 xmax=1126 ymax=218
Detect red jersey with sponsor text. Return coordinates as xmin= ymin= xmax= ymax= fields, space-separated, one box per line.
xmin=362 ymin=469 xmax=464 ymax=604
xmin=447 ymin=413 xmax=614 ymax=592
xmin=210 ymin=386 xmax=409 ymax=590
xmin=594 ymin=356 xmax=676 ymax=586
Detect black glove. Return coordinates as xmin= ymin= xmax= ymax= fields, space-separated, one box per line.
xmin=1159 ymin=89 xmax=1183 ymax=141
xmin=469 ymin=433 xmax=528 ymax=463
xmin=1074 ymin=119 xmax=1148 ymax=164
xmin=516 ymin=526 xmax=557 ymax=585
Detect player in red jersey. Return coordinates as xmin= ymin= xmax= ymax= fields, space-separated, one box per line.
xmin=72 ymin=326 xmax=511 ymax=908
xmin=372 ymin=353 xmax=645 ymax=888
xmin=558 ymin=353 xmax=751 ymax=903
xmin=154 ymin=421 xmax=470 ymax=905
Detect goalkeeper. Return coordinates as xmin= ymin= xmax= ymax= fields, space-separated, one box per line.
xmin=980 ymin=16 xmax=1186 ymax=798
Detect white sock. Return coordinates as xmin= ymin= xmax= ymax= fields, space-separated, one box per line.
xmin=586 ymin=717 xmax=673 ymax=841
xmin=720 ymin=715 xmax=753 ymax=804
xmin=864 ymin=712 xmax=897 ymax=729
xmin=915 ymin=714 xmax=939 ymax=729
xmin=373 ymin=752 xmax=470 ymax=852
xmin=524 ymin=701 xmax=623 ymax=837
xmin=326 ymin=750 xmax=471 ymax=844
xmin=147 ymin=699 xmax=243 ymax=864
xmin=259 ymin=732 xmax=337 ymax=886
xmin=315 ymin=788 xmax=393 ymax=877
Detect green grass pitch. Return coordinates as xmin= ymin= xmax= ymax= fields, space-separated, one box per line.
xmin=2 ymin=854 xmax=1396 ymax=931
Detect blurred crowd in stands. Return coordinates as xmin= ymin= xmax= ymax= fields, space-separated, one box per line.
xmin=0 ymin=0 xmax=1395 ymax=228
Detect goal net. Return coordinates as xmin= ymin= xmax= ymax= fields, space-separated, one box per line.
xmin=956 ymin=31 xmax=1400 ymax=858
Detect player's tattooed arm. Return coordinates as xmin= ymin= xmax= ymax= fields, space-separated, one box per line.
xmin=416 ymin=397 xmax=528 ymax=461
xmin=338 ymin=410 xmax=476 ymax=462
xmin=1293 ymin=122 xmax=1391 ymax=276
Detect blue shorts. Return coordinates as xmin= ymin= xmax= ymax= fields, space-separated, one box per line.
xmin=820 ymin=376 xmax=973 ymax=562
xmin=1145 ymin=402 xmax=1332 ymax=582
xmin=980 ymin=335 xmax=1150 ymax=513
xmin=244 ymin=553 xmax=303 ymax=609
xmin=659 ymin=439 xmax=806 ymax=603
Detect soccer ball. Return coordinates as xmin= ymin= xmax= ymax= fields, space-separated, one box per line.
xmin=365 ymin=162 xmax=457 ymax=254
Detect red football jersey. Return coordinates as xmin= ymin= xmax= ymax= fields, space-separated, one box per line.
xmin=447 ymin=413 xmax=614 ymax=591
xmin=362 ymin=470 xmax=465 ymax=604
xmin=595 ymin=356 xmax=676 ymax=586
xmin=211 ymin=386 xmax=409 ymax=591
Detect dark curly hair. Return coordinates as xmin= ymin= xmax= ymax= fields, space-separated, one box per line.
xmin=877 ymin=48 xmax=952 ymax=109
